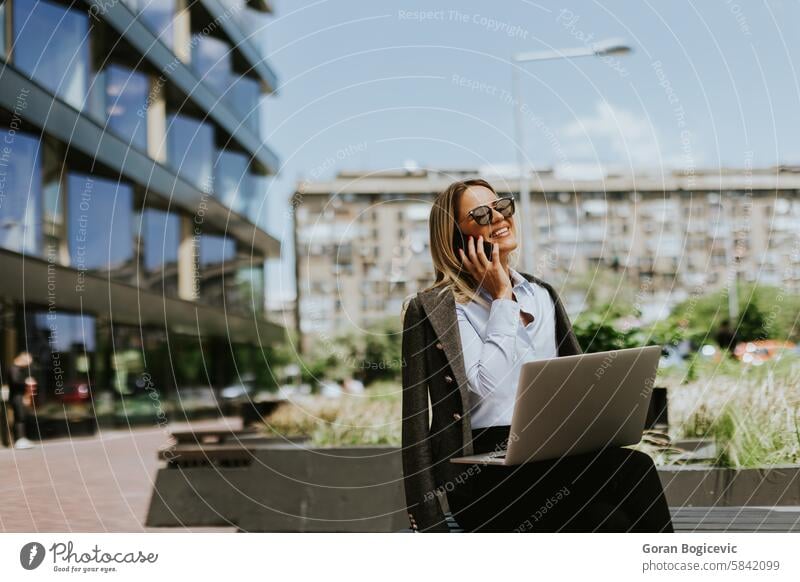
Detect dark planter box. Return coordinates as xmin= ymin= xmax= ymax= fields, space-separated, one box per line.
xmin=146 ymin=442 xmax=407 ymax=532
xmin=146 ymin=437 xmax=800 ymax=532
xmin=658 ymin=464 xmax=800 ymax=507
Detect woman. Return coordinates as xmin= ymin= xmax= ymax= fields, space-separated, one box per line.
xmin=400 ymin=179 xmax=674 ymax=532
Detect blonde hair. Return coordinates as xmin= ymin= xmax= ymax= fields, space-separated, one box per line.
xmin=420 ymin=178 xmax=519 ymax=308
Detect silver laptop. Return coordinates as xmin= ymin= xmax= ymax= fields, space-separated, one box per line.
xmin=450 ymin=345 xmax=661 ymax=466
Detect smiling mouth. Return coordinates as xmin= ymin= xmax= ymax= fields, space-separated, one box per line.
xmin=490 ymin=226 xmax=510 ymax=239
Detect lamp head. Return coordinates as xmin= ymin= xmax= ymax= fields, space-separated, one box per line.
xmin=592 ymin=38 xmax=632 ymax=56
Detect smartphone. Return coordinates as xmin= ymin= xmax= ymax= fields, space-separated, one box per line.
xmin=453 ymin=227 xmax=495 ymax=260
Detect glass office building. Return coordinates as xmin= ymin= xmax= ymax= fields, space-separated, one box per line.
xmin=0 ymin=0 xmax=282 ymax=427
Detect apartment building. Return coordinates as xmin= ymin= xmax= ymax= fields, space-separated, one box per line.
xmin=293 ymin=166 xmax=800 ymax=344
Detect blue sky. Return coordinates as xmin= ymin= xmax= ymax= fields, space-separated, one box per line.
xmin=260 ymin=0 xmax=800 ymax=303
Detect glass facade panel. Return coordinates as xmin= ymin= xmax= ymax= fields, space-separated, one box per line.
xmin=191 ymin=35 xmax=232 ymax=97
xmin=170 ymin=334 xmax=211 ymax=389
xmin=106 ymin=65 xmax=149 ymax=150
xmin=1 ymin=1 xmax=6 ymax=59
xmin=248 ymin=174 xmax=268 ymax=225
xmin=24 ymin=310 xmax=96 ymax=400
xmin=166 ymin=114 xmax=214 ymax=191
xmin=233 ymin=265 xmax=265 ymax=315
xmin=94 ymin=324 xmax=178 ymax=422
xmin=139 ymin=207 xmax=180 ymax=295
xmin=230 ymin=75 xmax=261 ymax=134
xmin=0 ymin=129 xmax=41 ymax=255
xmin=41 ymin=139 xmax=64 ymax=260
xmin=198 ymin=233 xmax=235 ymax=305
xmin=124 ymin=0 xmax=175 ymax=48
xmin=13 ymin=0 xmax=89 ymax=110
xmin=218 ymin=0 xmax=269 ymax=61
xmin=214 ymin=149 xmax=251 ymax=212
xmin=67 ymin=174 xmax=135 ymax=277
xmin=199 ymin=233 xmax=235 ymax=267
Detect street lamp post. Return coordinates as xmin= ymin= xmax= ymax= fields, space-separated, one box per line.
xmin=511 ymin=38 xmax=632 ymax=273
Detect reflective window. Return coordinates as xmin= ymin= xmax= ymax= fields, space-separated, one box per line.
xmin=124 ymin=0 xmax=175 ymax=48
xmin=0 ymin=129 xmax=41 ymax=255
xmin=42 ymin=139 xmax=65 ymax=260
xmin=13 ymin=0 xmax=89 ymax=110
xmin=67 ymin=173 xmax=135 ymax=276
xmin=214 ymin=149 xmax=251 ymax=212
xmin=170 ymin=334 xmax=210 ymax=387
xmin=230 ymin=75 xmax=261 ymax=134
xmin=198 ymin=233 xmax=236 ymax=306
xmin=166 ymin=114 xmax=214 ymax=191
xmin=199 ymin=233 xmax=235 ymax=267
xmin=106 ymin=65 xmax=149 ymax=150
xmin=94 ymin=325 xmax=177 ymax=420
xmin=191 ymin=35 xmax=232 ymax=97
xmin=234 ymin=265 xmax=265 ymax=315
xmin=139 ymin=207 xmax=180 ymax=296
xmin=1 ymin=1 xmax=6 ymax=59
xmin=248 ymin=174 xmax=268 ymax=225
xmin=141 ymin=208 xmax=179 ymax=272
xmin=24 ymin=310 xmax=96 ymax=400
xmin=218 ymin=0 xmax=269 ymax=61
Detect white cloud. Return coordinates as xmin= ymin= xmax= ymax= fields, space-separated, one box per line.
xmin=558 ymin=101 xmax=700 ymax=169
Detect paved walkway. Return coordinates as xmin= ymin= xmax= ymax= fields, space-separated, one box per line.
xmin=0 ymin=417 xmax=240 ymax=532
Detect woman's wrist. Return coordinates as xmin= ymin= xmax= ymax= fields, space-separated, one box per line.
xmin=492 ymin=286 xmax=513 ymax=301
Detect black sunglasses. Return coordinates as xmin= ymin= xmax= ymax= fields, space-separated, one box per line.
xmin=465 ymin=197 xmax=515 ymax=226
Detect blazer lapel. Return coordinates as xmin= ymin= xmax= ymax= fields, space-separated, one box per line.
xmin=417 ymin=286 xmax=471 ymax=407
xmin=417 ymin=286 xmax=474 ymax=455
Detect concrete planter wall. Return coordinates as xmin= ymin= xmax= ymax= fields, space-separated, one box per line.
xmin=146 ymin=439 xmax=800 ymax=532
xmin=658 ymin=464 xmax=800 ymax=507
xmin=146 ymin=443 xmax=407 ymax=532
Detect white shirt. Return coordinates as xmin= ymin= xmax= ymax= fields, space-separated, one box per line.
xmin=455 ymin=269 xmax=557 ymax=428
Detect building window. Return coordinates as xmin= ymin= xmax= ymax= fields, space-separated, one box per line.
xmin=166 ymin=114 xmax=214 ymax=191
xmin=199 ymin=233 xmax=235 ymax=267
xmin=67 ymin=173 xmax=134 ymax=276
xmin=124 ymin=0 xmax=175 ymax=48
xmin=198 ymin=233 xmax=236 ymax=306
xmin=214 ymin=149 xmax=252 ymax=213
xmin=139 ymin=207 xmax=180 ymax=295
xmin=23 ymin=309 xmax=96 ymax=400
xmin=0 ymin=129 xmax=41 ymax=255
xmin=0 ymin=1 xmax=6 ymax=58
xmin=191 ymin=34 xmax=232 ymax=97
xmin=230 ymin=75 xmax=261 ymax=134
xmin=105 ymin=65 xmax=149 ymax=150
xmin=233 ymin=265 xmax=265 ymax=315
xmin=13 ymin=0 xmax=89 ymax=110
xmin=41 ymin=139 xmax=65 ymax=260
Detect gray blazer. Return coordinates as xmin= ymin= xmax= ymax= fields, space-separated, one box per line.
xmin=400 ymin=273 xmax=582 ymax=531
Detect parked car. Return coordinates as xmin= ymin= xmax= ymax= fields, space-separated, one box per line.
xmin=218 ymin=375 xmax=256 ymax=415
xmin=56 ymin=380 xmax=92 ymax=404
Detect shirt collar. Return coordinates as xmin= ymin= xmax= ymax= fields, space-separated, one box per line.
xmin=509 ymin=268 xmax=526 ymax=288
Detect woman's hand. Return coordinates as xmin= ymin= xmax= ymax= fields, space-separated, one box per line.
xmin=458 ymin=235 xmax=513 ymax=300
